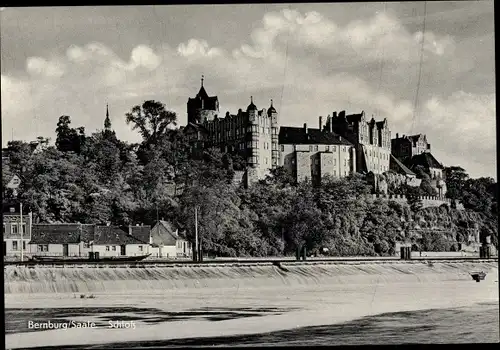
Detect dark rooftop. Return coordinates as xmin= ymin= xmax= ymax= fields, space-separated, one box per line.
xmin=406 ymin=152 xmax=444 ymax=170
xmin=30 ymin=224 xmax=85 ymax=244
xmin=390 ymin=154 xmax=416 ymax=176
xmin=279 ymin=126 xmax=352 ymax=146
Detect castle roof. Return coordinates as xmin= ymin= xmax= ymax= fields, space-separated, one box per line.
xmin=390 ymin=154 xmax=415 ymax=176
xmin=247 ymin=96 xmax=257 ymax=112
xmin=267 ymin=99 xmax=276 ymax=115
xmin=406 ymin=152 xmax=444 ymax=170
xmin=188 ymin=77 xmax=219 ymax=111
xmin=279 ymin=126 xmax=353 ymax=145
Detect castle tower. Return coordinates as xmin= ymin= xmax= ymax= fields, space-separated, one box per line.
xmin=187 ymin=75 xmax=219 ymax=124
xmin=104 ymin=104 xmax=111 ymax=130
xmin=247 ymin=96 xmax=258 ymax=168
xmin=268 ymin=99 xmax=279 ymax=169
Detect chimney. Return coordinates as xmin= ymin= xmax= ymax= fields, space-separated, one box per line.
xmin=319 ymin=116 xmax=323 ymax=131
xmin=329 ymin=118 xmax=333 ymax=133
xmin=304 ymin=123 xmax=308 ymax=134
xmin=339 ymin=111 xmax=346 ymax=119
xmin=396 ymin=133 xmax=399 ymax=139
xmin=332 ymin=111 xmax=337 ymax=118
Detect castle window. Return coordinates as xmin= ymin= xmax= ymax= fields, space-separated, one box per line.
xmin=106 ymin=246 xmax=110 ymax=251
xmin=309 ymin=146 xmax=313 ymax=151
xmin=252 ymin=141 xmax=258 ymax=148
xmin=261 ymin=127 xmax=265 ymax=134
xmin=333 ymin=146 xmax=336 ymax=152
xmin=334 ymin=159 xmax=336 ymax=166
xmin=11 ymin=224 xmax=18 ymax=234
xmin=334 ymin=170 xmax=336 ymax=176
xmin=247 ymin=141 xmax=252 ymax=148
xmin=12 ymin=241 xmax=18 ymax=250
xmin=314 ymin=145 xmax=318 ymax=151
xmin=265 ymin=158 xmax=268 ymax=164
xmin=326 ymin=146 xmax=329 ymax=151
xmin=281 ymin=145 xmax=284 ymax=152
xmin=344 ymin=159 xmax=346 ymax=166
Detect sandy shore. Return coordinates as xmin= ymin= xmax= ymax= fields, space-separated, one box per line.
xmin=5 ymin=262 xmax=499 ymax=348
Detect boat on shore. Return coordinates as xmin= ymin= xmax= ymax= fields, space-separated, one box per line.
xmin=29 ymin=254 xmax=151 ymax=263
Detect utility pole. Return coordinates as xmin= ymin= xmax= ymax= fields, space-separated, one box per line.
xmin=194 ymin=206 xmax=198 ymax=262
xmin=20 ymin=202 xmax=24 ymax=262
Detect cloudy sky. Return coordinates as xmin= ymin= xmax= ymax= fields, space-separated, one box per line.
xmin=0 ymin=2 xmax=496 ymax=179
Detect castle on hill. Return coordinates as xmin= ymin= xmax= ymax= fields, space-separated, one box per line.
xmin=182 ymin=76 xmax=447 ymax=195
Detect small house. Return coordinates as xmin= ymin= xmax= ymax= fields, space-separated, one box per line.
xmin=28 ymin=223 xmax=95 ymax=257
xmin=91 ymin=225 xmax=151 ymax=257
xmin=150 ymin=220 xmax=192 ymax=258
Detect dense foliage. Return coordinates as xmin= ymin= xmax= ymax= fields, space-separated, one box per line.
xmin=2 ymin=100 xmax=497 ymax=256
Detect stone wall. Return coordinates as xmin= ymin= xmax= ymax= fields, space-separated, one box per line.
xmin=368 ymin=194 xmax=465 ymax=210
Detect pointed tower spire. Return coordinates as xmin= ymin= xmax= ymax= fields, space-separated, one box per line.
xmin=201 ymin=74 xmax=204 ymax=87
xmin=104 ymin=103 xmax=111 ymax=130
xmin=268 ymin=98 xmax=276 ymax=115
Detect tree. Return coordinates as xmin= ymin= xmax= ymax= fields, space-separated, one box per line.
xmin=404 ymin=184 xmax=423 ymax=212
xmin=125 ymin=100 xmax=177 ymax=146
xmin=444 ymin=166 xmax=469 ymax=206
xmin=55 ymin=116 xmax=85 ymax=154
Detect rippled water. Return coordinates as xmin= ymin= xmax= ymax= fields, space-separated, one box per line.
xmin=11 ymin=302 xmax=498 ymax=348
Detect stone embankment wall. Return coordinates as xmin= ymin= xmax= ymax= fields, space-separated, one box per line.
xmin=369 ymin=194 xmax=464 ymax=210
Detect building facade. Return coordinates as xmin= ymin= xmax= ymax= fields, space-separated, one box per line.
xmin=325 ymin=111 xmax=391 ymax=175
xmin=391 ymin=133 xmax=431 ymax=162
xmin=279 ymin=121 xmax=356 ymax=184
xmin=2 ymin=202 xmax=32 ymax=258
xmin=184 ymin=78 xmax=279 ymax=183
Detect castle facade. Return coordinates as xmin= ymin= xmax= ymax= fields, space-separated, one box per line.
xmin=184 ymin=78 xmax=278 ymax=184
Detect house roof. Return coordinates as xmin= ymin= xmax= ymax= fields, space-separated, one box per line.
xmin=128 ymin=225 xmax=151 ymax=243
xmin=406 ymin=152 xmax=444 ymax=170
xmin=30 ymin=224 xmax=84 ymax=244
xmin=390 ymin=154 xmax=415 ymax=176
xmin=93 ymin=226 xmax=148 ymax=245
xmin=3 ymin=201 xmax=31 ymax=215
xmin=279 ymin=127 xmax=353 ymax=145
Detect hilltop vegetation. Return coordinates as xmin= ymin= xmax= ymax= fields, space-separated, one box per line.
xmin=2 ymin=100 xmax=497 ymax=256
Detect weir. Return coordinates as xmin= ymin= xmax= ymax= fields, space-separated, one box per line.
xmin=4 ymin=261 xmax=498 ymax=294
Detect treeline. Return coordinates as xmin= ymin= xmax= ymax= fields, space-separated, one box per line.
xmin=2 ymin=100 xmax=497 ymax=256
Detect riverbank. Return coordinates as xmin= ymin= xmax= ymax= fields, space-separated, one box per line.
xmin=5 ymin=261 xmax=498 ymax=348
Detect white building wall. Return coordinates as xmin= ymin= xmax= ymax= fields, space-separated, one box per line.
xmin=92 ymin=243 xmax=150 ymax=257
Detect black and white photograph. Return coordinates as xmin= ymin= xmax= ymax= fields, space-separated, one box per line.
xmin=1 ymin=2 xmax=498 ymax=348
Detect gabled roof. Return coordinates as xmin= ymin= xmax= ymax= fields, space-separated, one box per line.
xmin=406 ymin=152 xmax=444 ymax=170
xmin=390 ymin=154 xmax=415 ymax=176
xmin=30 ymin=224 xmax=84 ymax=244
xmin=279 ymin=127 xmax=352 ymax=145
xmin=184 ymin=122 xmax=209 ymax=135
xmin=150 ymin=220 xmax=182 ymax=247
xmin=128 ymin=225 xmax=151 ymax=243
xmin=94 ymin=226 xmax=148 ymax=245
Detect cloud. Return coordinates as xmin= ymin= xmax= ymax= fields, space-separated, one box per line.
xmin=1 ymin=8 xmax=494 ymax=178
xmin=26 ymin=57 xmax=65 ymax=78
xmin=177 ymin=39 xmax=223 ymax=58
